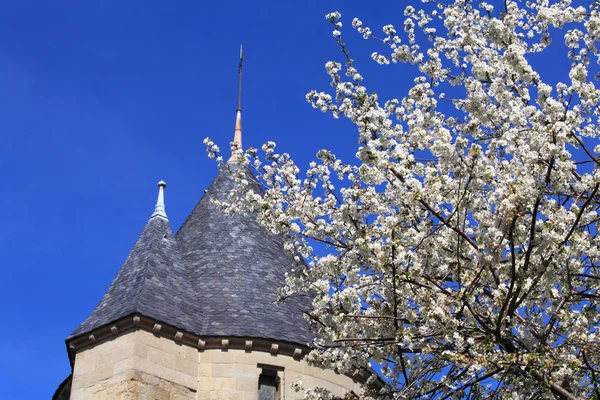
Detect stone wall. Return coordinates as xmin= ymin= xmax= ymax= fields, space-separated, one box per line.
xmin=196 ymin=346 xmax=361 ymax=399
xmin=70 ymin=329 xmax=361 ymax=400
xmin=70 ymin=329 xmax=196 ymax=400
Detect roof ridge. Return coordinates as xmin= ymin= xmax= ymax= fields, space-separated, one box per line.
xmin=132 ymin=217 xmax=167 ymax=315
xmin=136 ymin=226 xmax=202 ymax=331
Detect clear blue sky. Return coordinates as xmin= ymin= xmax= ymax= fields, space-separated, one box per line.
xmin=0 ymin=1 xmax=580 ymax=398
xmin=0 ymin=1 xmax=410 ymax=398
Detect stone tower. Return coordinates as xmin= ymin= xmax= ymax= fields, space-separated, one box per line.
xmin=54 ymin=55 xmax=366 ymax=400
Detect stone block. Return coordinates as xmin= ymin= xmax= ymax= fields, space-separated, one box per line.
xmin=172 ymin=394 xmax=196 ymax=400
xmin=200 ymin=350 xmax=234 ymax=364
xmin=244 ymin=392 xmax=259 ymax=400
xmin=75 ymin=350 xmax=87 ymax=362
xmin=113 ymin=358 xmax=134 ymax=375
xmin=73 ymin=358 xmax=95 ymax=376
xmin=128 ymin=380 xmax=147 ymax=393
xmin=135 ymin=330 xmax=164 ymax=350
xmin=133 ymin=355 xmax=158 ymax=376
xmin=214 ymin=391 xmax=243 ymax=400
xmin=95 ymin=345 xmax=135 ymax=368
xmin=148 ymin=347 xmax=176 ymax=369
xmin=86 ymin=364 xmax=114 ymax=386
xmin=235 ymin=377 xmax=257 ymax=392
xmin=214 ymin=377 xmax=236 ymax=392
xmin=233 ymin=350 xmax=271 ymax=366
xmin=198 ymin=364 xmax=212 ymax=377
xmin=198 ymin=377 xmax=217 ymax=391
xmin=147 ymin=385 xmax=170 ymax=400
xmin=155 ymin=364 xmax=196 ymax=390
xmin=301 ymin=362 xmax=317 ymax=376
xmin=184 ymin=346 xmax=198 ymax=362
xmin=114 ymin=381 xmax=130 ymax=393
xmin=212 ymin=363 xmax=256 ymax=379
xmin=134 ymin=342 xmax=149 ymax=359
xmin=234 ymin=349 xmax=299 ymax=370
xmin=161 ymin=336 xmax=185 ymax=357
xmin=174 ymin=357 xmax=198 ymax=376
xmin=69 ymin=388 xmax=88 ymax=400
xmin=71 ymin=373 xmax=87 ymax=391
xmin=120 ymin=369 xmax=141 ymax=382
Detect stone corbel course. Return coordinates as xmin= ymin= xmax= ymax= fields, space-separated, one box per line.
xmin=68 ymin=313 xmax=312 ymax=365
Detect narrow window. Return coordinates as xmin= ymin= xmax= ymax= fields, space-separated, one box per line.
xmin=258 ymin=365 xmax=282 ymax=400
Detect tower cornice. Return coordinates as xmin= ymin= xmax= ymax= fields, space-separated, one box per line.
xmin=66 ymin=313 xmax=309 ymax=367
xmin=64 ymin=313 xmax=381 ymax=390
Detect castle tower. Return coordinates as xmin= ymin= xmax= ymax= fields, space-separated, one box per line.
xmin=54 ymin=50 xmax=365 ymax=400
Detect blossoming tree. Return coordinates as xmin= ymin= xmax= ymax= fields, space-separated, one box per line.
xmin=206 ymin=1 xmax=600 ymax=398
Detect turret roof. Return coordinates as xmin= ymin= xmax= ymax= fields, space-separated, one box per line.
xmin=69 ymin=165 xmax=312 ymax=346
xmin=175 ymin=163 xmax=311 ymax=344
xmin=70 ymin=184 xmax=203 ymax=338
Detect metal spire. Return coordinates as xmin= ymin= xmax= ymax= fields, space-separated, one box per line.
xmin=237 ymin=43 xmax=243 ymax=112
xmin=230 ymin=44 xmax=244 ymax=161
xmin=151 ymin=181 xmax=167 ymax=218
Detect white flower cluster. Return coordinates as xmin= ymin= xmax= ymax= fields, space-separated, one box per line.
xmin=206 ymin=2 xmax=600 ymax=399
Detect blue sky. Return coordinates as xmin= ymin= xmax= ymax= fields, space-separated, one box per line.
xmin=0 ymin=1 xmax=411 ymax=398
xmin=0 ymin=1 xmax=591 ymax=398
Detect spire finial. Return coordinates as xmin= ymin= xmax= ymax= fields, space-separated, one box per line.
xmin=152 ymin=180 xmax=167 ymax=218
xmin=237 ymin=43 xmax=243 ymax=112
xmin=229 ymin=44 xmax=244 ymax=161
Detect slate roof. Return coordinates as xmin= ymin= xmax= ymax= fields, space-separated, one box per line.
xmin=70 ymin=163 xmax=312 ymax=346
xmin=70 ymin=214 xmax=202 ymax=337
xmin=176 ymin=163 xmax=311 ymax=345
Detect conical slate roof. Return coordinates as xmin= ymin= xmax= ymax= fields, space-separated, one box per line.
xmin=176 ymin=163 xmax=311 ymax=344
xmin=70 ymin=165 xmax=312 ymax=346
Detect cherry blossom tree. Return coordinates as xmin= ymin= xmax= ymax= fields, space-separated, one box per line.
xmin=206 ymin=1 xmax=600 ymax=398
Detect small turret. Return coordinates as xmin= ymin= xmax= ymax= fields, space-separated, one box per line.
xmin=151 ymin=180 xmax=168 ymax=218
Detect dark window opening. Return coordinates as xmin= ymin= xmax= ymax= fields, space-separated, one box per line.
xmin=258 ymin=367 xmax=281 ymax=400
